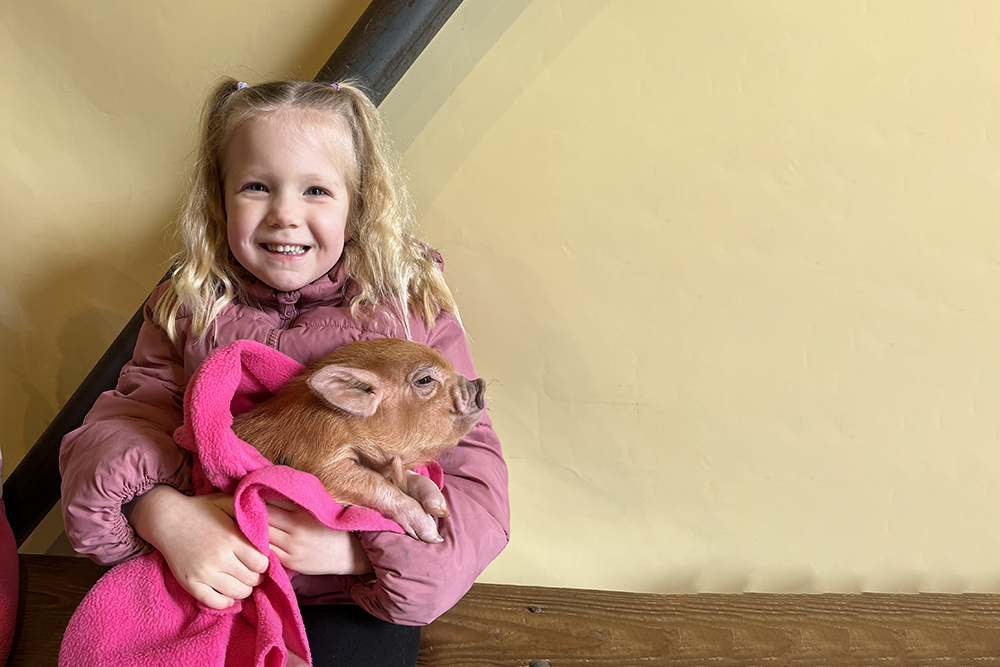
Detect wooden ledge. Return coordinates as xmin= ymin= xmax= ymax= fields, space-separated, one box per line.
xmin=425 ymin=584 xmax=1000 ymax=665
xmin=11 ymin=554 xmax=1000 ymax=666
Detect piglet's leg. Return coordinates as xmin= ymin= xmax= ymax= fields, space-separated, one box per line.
xmin=315 ymin=459 xmax=443 ymax=543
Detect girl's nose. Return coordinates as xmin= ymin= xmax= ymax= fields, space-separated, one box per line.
xmin=266 ymin=196 xmax=300 ymax=228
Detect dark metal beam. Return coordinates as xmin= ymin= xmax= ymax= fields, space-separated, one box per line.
xmin=314 ymin=0 xmax=463 ymax=105
xmin=3 ymin=0 xmax=464 ymax=547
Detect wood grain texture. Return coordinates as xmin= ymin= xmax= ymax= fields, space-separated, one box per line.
xmin=13 ymin=555 xmax=1000 ymax=666
xmin=417 ymin=583 xmax=1000 ymax=666
xmin=9 ymin=555 xmax=107 ymax=667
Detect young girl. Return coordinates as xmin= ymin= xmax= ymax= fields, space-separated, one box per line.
xmin=58 ymin=78 xmax=510 ymax=667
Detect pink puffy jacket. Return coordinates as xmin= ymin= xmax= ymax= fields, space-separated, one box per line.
xmin=59 ymin=260 xmax=510 ymax=626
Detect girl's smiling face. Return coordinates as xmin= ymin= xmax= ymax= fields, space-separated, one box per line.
xmin=223 ymin=110 xmax=353 ymax=292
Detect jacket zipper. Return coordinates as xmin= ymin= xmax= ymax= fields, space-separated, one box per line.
xmin=266 ymin=296 xmax=299 ymax=348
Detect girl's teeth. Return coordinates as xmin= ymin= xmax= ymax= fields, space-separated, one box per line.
xmin=265 ymin=244 xmax=307 ymax=255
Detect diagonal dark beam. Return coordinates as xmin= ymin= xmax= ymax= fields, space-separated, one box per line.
xmin=3 ymin=0 xmax=464 ymax=547
xmin=315 ymin=0 xmax=463 ymax=104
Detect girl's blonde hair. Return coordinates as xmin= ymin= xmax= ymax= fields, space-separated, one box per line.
xmin=154 ymin=78 xmax=458 ymax=341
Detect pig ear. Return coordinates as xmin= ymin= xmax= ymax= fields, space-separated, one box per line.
xmin=306 ymin=366 xmax=384 ymax=417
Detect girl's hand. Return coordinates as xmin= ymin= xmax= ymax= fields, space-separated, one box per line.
xmin=126 ymin=485 xmax=269 ymax=610
xmin=263 ymin=470 xmax=449 ymax=574
xmin=264 ymin=499 xmax=373 ymax=575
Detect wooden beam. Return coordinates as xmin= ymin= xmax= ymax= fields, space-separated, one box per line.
xmin=11 ymin=559 xmax=1000 ymax=667
xmin=2 ymin=0 xmax=465 ymax=547
xmin=421 ymin=583 xmax=1000 ymax=665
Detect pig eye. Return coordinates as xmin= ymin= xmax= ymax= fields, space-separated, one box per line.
xmin=414 ymin=375 xmax=434 ymax=386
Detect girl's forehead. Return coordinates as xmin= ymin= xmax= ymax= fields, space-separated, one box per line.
xmin=248 ymin=109 xmax=351 ymax=149
xmin=264 ymin=108 xmax=351 ymax=143
xmin=223 ymin=109 xmax=356 ymax=173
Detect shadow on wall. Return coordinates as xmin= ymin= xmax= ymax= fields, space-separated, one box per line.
xmin=0 ymin=0 xmax=377 ymax=557
xmin=214 ymin=0 xmax=371 ymax=93
xmin=0 ymin=225 xmax=172 ymax=490
xmin=456 ymin=239 xmax=669 ymax=588
xmin=0 ymin=0 xmax=367 ymax=499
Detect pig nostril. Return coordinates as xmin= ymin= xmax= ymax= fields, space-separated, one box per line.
xmin=473 ymin=378 xmax=486 ymax=409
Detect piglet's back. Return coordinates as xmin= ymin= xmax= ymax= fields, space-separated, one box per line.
xmin=232 ymin=338 xmax=485 ymax=486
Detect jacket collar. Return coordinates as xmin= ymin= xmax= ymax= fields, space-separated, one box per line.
xmin=237 ymin=259 xmax=354 ymax=311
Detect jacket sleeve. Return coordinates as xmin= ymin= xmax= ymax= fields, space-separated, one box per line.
xmin=59 ymin=286 xmax=193 ymax=566
xmin=349 ymin=312 xmax=510 ymax=625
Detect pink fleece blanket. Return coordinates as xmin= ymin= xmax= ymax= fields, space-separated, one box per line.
xmin=60 ymin=339 xmax=441 ymax=667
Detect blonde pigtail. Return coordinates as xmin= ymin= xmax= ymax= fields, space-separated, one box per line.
xmin=338 ymin=82 xmax=460 ymax=337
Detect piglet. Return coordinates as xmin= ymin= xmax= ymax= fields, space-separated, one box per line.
xmin=232 ymin=337 xmax=486 ymax=541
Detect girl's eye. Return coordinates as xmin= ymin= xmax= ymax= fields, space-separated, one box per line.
xmin=305 ymin=186 xmax=329 ymax=196
xmin=415 ymin=375 xmax=434 ymax=386
xmin=245 ymin=183 xmax=267 ymax=192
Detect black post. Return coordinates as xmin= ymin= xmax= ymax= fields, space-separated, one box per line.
xmin=314 ymin=0 xmax=464 ymax=104
xmin=3 ymin=0 xmax=464 ymax=546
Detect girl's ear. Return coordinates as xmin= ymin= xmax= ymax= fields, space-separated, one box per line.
xmin=306 ymin=365 xmax=384 ymax=417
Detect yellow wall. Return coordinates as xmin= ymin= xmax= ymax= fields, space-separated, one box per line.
xmin=385 ymin=0 xmax=1000 ymax=593
xmin=2 ymin=0 xmax=372 ymax=552
xmin=7 ymin=0 xmax=1000 ymax=594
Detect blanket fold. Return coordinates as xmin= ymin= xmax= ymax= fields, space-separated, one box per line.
xmin=60 ymin=339 xmax=441 ymax=667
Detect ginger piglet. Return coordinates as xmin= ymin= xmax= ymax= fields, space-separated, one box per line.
xmin=232 ymin=338 xmax=486 ymax=542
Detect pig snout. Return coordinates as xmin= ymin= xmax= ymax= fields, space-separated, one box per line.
xmin=472 ymin=377 xmax=486 ymax=409
xmin=454 ymin=375 xmax=486 ymax=413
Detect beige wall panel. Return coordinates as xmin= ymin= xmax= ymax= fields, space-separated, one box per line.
xmin=384 ymin=0 xmax=1000 ymax=592
xmin=11 ymin=0 xmax=1000 ymax=595
xmin=2 ymin=0 xmax=371 ymax=552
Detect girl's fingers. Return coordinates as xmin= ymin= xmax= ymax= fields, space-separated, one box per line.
xmin=208 ymin=571 xmax=255 ymax=601
xmin=231 ymin=564 xmax=266 ymax=589
xmin=267 ymin=523 xmax=291 ymax=551
xmin=209 ymin=494 xmax=238 ymax=520
xmin=264 ymin=503 xmax=297 ymax=532
xmin=235 ymin=547 xmax=270 ymax=577
xmin=268 ymin=543 xmax=291 ymax=564
xmin=191 ymin=583 xmax=236 ymax=611
xmin=265 ymin=498 xmax=297 ymax=513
